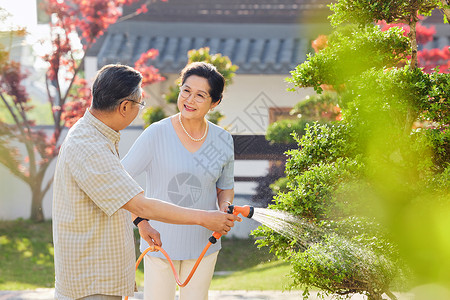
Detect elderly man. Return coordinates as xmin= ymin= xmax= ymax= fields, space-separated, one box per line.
xmin=52 ymin=64 xmax=240 ymax=300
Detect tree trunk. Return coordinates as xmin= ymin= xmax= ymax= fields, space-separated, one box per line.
xmin=30 ymin=186 xmax=45 ymax=222
xmin=408 ymin=20 xmax=418 ymax=69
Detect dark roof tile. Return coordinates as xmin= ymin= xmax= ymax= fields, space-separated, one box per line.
xmin=92 ymin=21 xmax=330 ymax=74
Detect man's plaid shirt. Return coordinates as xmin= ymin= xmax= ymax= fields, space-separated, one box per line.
xmin=52 ymin=110 xmax=143 ymax=299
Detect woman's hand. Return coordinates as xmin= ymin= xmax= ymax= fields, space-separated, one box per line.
xmin=137 ymin=221 xmax=162 ymax=252
xmin=219 ymin=201 xmax=230 ymax=212
xmin=217 ymin=187 xmax=234 ymax=212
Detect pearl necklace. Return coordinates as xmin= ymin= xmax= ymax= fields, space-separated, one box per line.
xmin=178 ymin=113 xmax=208 ymax=142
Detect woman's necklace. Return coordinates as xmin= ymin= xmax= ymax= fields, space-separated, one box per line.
xmin=178 ymin=113 xmax=208 ymax=142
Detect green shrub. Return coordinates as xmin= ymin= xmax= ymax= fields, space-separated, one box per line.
xmin=291 ymin=92 xmax=341 ymax=122
xmin=284 ymin=122 xmax=359 ymax=177
xmin=266 ymin=119 xmax=312 ymax=144
xmin=287 ymin=25 xmax=409 ymax=93
xmin=206 ymin=110 xmax=224 ymax=125
xmin=141 ymin=106 xmax=166 ymax=127
xmin=291 ymin=233 xmax=400 ymax=300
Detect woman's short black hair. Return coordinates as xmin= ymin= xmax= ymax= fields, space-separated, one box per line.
xmin=91 ymin=64 xmax=143 ymax=111
xmin=179 ymin=62 xmax=225 ymax=104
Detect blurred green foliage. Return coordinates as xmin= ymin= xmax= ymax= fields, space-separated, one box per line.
xmin=266 ymin=92 xmax=340 ymax=144
xmin=255 ymin=0 xmax=450 ymax=299
xmin=286 ymin=25 xmax=410 ymax=93
xmin=206 ymin=110 xmax=225 ymax=125
xmin=329 ymin=0 xmax=440 ymax=26
xmin=141 ymin=106 xmax=167 ymax=128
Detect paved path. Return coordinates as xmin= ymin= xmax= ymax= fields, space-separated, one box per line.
xmin=0 ymin=289 xmax=415 ymax=300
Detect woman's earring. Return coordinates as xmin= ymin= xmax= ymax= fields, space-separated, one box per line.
xmin=210 ymin=108 xmax=214 ymax=112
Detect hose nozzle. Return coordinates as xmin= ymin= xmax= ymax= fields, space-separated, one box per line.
xmin=227 ymin=205 xmax=254 ymax=219
xmin=209 ymin=205 xmax=255 ymax=244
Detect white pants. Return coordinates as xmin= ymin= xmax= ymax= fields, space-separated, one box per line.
xmin=143 ymin=251 xmax=219 ymax=300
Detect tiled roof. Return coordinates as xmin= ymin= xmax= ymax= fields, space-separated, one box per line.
xmin=88 ymin=0 xmax=335 ymax=74
xmin=92 ymin=22 xmax=331 ymax=74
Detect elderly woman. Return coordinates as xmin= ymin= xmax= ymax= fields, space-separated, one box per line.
xmin=121 ymin=62 xmax=235 ymax=300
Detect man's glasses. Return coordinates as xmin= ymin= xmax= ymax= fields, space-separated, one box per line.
xmin=179 ymin=85 xmax=210 ymax=103
xmin=121 ymin=99 xmax=146 ymax=110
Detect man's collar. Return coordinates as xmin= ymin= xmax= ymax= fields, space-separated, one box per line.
xmin=84 ymin=109 xmax=121 ymax=143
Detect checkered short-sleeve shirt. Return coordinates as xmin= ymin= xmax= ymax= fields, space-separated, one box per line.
xmin=52 ymin=110 xmax=143 ymax=299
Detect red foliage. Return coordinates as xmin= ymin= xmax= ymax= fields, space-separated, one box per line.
xmin=136 ymin=4 xmax=149 ymax=15
xmin=377 ymin=19 xmax=449 ymax=74
xmin=377 ymin=20 xmax=411 ymax=37
xmin=318 ymin=103 xmax=341 ymax=122
xmin=134 ymin=49 xmax=166 ymax=87
xmin=0 ymin=0 xmax=167 ymax=219
xmin=0 ymin=61 xmax=30 ymax=105
xmin=39 ymin=0 xmax=166 ymax=129
xmin=312 ymin=35 xmax=328 ymax=53
xmin=44 ymin=0 xmax=142 ymax=45
xmin=418 ymin=47 xmax=450 ymax=73
xmin=415 ymin=22 xmax=435 ymax=45
xmin=61 ymin=78 xmax=92 ymax=127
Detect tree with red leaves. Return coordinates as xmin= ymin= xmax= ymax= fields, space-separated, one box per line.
xmin=378 ymin=18 xmax=450 ymax=74
xmin=0 ymin=0 xmax=164 ymax=222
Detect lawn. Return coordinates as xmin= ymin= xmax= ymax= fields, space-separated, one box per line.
xmin=0 ymin=219 xmax=295 ymax=291
xmin=0 ymin=219 xmax=54 ymax=290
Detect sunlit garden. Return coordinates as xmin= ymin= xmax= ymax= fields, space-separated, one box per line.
xmin=1 ymin=0 xmax=449 ymax=299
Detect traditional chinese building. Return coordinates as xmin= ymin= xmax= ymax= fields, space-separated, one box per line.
xmin=84 ymin=0 xmax=334 ymax=133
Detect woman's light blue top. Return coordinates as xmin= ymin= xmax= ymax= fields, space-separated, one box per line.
xmin=121 ymin=116 xmax=234 ymax=260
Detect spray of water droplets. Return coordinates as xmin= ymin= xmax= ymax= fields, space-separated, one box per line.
xmin=251 ymin=207 xmax=310 ymax=240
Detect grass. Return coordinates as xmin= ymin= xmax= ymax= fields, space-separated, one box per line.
xmin=211 ymin=237 xmax=295 ymax=290
xmin=0 ymin=219 xmax=54 ymax=290
xmin=0 ymin=219 xmax=295 ymax=291
xmin=211 ymin=260 xmax=294 ymax=290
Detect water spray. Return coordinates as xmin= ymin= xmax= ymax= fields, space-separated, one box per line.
xmin=124 ymin=205 xmax=254 ymax=300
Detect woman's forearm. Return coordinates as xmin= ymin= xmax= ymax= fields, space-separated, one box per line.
xmin=217 ymin=188 xmax=234 ymax=212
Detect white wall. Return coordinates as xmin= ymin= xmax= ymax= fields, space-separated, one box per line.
xmin=220 ymin=74 xmax=314 ymax=134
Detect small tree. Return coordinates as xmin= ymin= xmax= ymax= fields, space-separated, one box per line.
xmin=0 ymin=0 xmax=164 ymax=222
xmin=255 ymin=1 xmax=450 ymax=299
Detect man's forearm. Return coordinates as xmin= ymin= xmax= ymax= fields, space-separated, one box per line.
xmin=123 ymin=192 xmax=204 ymax=226
xmin=122 ymin=192 xmax=240 ymax=235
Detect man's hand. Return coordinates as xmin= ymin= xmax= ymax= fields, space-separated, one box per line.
xmin=200 ymin=211 xmax=241 ymax=235
xmin=137 ymin=221 xmax=161 ymax=251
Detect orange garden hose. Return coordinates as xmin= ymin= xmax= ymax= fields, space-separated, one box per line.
xmin=124 ymin=205 xmax=254 ymax=300
xmin=137 ymin=241 xmax=213 ymax=287
xmin=123 ymin=239 xmax=215 ymax=300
